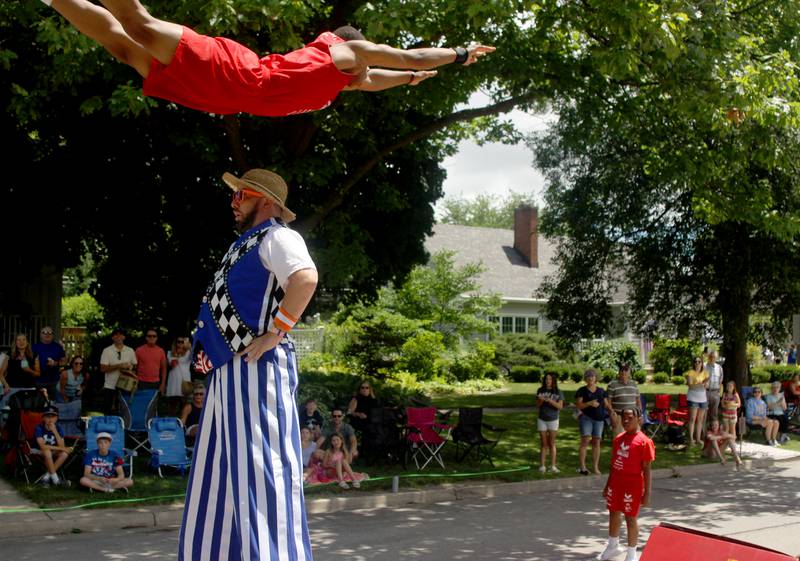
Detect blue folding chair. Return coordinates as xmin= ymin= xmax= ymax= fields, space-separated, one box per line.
xmin=85 ymin=415 xmax=136 ymax=476
xmin=640 ymin=394 xmax=661 ymax=439
xmin=119 ymin=389 xmax=159 ymax=455
xmin=147 ymin=417 xmax=192 ymax=477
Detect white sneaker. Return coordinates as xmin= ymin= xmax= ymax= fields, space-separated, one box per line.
xmin=352 ymin=479 xmax=361 ymax=489
xmin=338 ymin=481 xmax=350 ymax=489
xmin=549 ymin=465 xmax=560 ymax=473
xmin=598 ymin=542 xmax=626 ymax=560
xmin=624 ymin=548 xmax=638 ymax=561
xmin=538 ymin=465 xmax=547 ymax=473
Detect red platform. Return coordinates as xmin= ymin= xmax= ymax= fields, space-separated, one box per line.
xmin=641 ymin=523 xmax=796 ymax=561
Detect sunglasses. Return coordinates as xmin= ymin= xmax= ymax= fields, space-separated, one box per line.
xmin=146 ymin=334 xmax=157 ymax=338
xmin=360 ymin=386 xmax=370 ymax=390
xmin=73 ymin=361 xmax=84 ymax=365
xmin=41 ymin=330 xmax=54 ymax=335
xmin=332 ymin=414 xmax=343 ymax=418
xmin=232 ymin=189 xmax=264 ymax=203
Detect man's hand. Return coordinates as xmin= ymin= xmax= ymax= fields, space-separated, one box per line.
xmin=464 ymin=44 xmax=495 ymax=66
xmin=240 ymin=331 xmax=283 ymax=363
xmin=409 ymin=70 xmax=437 ymax=86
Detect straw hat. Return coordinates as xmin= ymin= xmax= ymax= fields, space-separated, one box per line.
xmin=222 ymin=169 xmax=296 ymax=223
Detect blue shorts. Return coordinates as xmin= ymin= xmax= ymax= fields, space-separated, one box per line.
xmin=687 ymin=400 xmax=708 ymax=410
xmin=579 ymin=416 xmax=605 ymax=438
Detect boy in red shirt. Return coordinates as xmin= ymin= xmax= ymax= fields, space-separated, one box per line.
xmin=43 ymin=0 xmax=494 ymax=117
xmin=599 ymin=408 xmax=655 ymax=561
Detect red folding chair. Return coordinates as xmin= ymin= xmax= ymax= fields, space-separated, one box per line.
xmin=670 ymin=394 xmax=689 ymax=423
xmin=405 ymin=407 xmax=453 ymax=470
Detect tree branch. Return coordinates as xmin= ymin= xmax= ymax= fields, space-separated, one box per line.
xmin=222 ymin=115 xmax=248 ymax=172
xmin=295 ymin=91 xmax=543 ymax=233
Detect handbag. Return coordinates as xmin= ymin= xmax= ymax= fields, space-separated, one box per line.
xmin=116 ymin=372 xmax=138 ymax=393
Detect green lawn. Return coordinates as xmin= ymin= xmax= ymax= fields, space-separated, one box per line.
xmin=4 ymin=381 xmax=795 ymax=508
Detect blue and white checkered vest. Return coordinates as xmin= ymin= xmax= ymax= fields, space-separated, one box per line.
xmin=194 ymin=219 xmax=285 ymax=368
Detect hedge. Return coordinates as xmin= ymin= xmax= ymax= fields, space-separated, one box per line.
xmin=509 ymin=365 xmax=543 ymax=383
xmin=652 ymin=372 xmax=670 ymax=384
xmin=671 ymin=375 xmax=686 ymax=385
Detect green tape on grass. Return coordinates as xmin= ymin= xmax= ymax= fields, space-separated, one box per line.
xmin=0 ymin=466 xmax=534 ymax=514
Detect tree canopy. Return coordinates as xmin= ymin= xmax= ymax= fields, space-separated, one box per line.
xmin=1 ymin=0 xmax=549 ymax=332
xmin=530 ymin=0 xmax=800 ymax=387
xmin=438 ymin=191 xmax=537 ymax=229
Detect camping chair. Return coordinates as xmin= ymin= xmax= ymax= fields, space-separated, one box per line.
xmin=85 ymin=416 xmax=136 ymax=476
xmin=404 ymin=407 xmax=453 ymax=470
xmin=670 ymin=394 xmax=689 ymax=423
xmin=738 ymin=386 xmax=768 ymax=443
xmin=147 ymin=417 xmax=192 ymax=477
xmin=451 ymin=407 xmax=506 ymax=467
xmin=1 ymin=389 xmax=48 ymax=451
xmin=640 ymin=395 xmax=660 ymax=439
xmin=119 ymin=388 xmax=159 ymax=454
xmin=361 ymin=406 xmax=406 ymax=467
xmin=15 ymin=410 xmax=46 ymax=483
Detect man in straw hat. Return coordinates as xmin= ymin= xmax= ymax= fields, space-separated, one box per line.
xmin=41 ymin=0 xmax=494 ymax=117
xmin=181 ymin=169 xmax=317 ymax=561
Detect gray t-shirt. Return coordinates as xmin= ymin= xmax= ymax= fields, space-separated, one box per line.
xmin=607 ymin=379 xmax=640 ymax=412
xmin=537 ymin=388 xmax=564 ymax=421
xmin=322 ymin=423 xmax=356 ymax=450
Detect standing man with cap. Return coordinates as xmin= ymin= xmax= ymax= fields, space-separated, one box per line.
xmin=32 ymin=326 xmax=66 ymax=402
xmin=80 ymin=431 xmax=134 ymax=493
xmin=181 ymin=169 xmax=317 ymax=561
xmin=99 ymin=328 xmax=137 ymax=414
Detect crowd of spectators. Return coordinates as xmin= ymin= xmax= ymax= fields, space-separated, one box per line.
xmin=0 ymin=327 xmax=207 ymax=492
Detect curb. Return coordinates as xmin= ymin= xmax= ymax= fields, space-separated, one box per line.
xmin=1 ymin=455 xmax=797 ymax=539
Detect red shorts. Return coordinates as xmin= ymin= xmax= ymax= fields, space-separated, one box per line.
xmin=606 ymin=474 xmax=645 ymax=517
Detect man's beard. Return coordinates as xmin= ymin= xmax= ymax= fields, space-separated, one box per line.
xmin=235 ymin=206 xmax=259 ymax=233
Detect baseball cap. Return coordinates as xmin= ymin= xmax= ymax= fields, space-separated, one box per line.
xmin=96 ymin=432 xmax=113 ymax=442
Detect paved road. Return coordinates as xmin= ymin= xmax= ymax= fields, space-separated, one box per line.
xmin=3 ymin=462 xmax=799 ymax=561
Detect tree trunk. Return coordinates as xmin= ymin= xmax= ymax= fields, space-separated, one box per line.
xmin=714 ymin=222 xmax=752 ymax=390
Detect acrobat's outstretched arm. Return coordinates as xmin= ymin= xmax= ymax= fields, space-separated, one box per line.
xmin=331 ymin=40 xmax=495 ymax=73
xmin=344 ymin=69 xmax=438 ymax=92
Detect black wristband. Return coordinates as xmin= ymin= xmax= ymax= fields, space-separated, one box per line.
xmin=453 ymin=47 xmax=468 ymax=64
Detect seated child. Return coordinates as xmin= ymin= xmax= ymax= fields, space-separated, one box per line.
xmin=34 ymin=405 xmax=73 ymax=487
xmin=79 ymin=432 xmax=134 ymax=493
xmin=703 ymin=418 xmax=741 ymax=468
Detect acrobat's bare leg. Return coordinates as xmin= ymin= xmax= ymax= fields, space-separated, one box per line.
xmin=96 ymin=0 xmax=182 ymax=66
xmin=50 ymin=0 xmax=151 ymax=76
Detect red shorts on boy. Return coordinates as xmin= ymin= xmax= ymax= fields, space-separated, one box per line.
xmin=606 ymin=474 xmax=645 ymax=516
xmin=143 ymin=27 xmax=356 ymax=116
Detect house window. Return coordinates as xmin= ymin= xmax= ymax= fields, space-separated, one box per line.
xmin=496 ymin=315 xmax=540 ymax=334
xmin=527 ymin=317 xmax=539 ymax=332
xmin=514 ymin=317 xmax=526 ymax=333
xmin=501 ymin=317 xmax=513 ymax=333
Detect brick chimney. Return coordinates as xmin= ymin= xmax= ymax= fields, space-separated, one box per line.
xmin=514 ymin=206 xmax=539 ymax=268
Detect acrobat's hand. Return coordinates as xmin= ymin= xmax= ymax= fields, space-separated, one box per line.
xmin=240 ymin=331 xmax=282 ymax=363
xmin=463 ymin=44 xmax=495 ymax=66
xmin=410 ymin=70 xmax=437 ymax=86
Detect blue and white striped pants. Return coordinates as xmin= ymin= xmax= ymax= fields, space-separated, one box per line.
xmin=178 ymin=342 xmax=312 ymax=561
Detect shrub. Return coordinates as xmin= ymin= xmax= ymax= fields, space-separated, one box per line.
xmin=763 ymin=364 xmax=799 ymax=382
xmin=492 ymin=332 xmax=560 ymax=372
xmin=600 ymin=369 xmax=616 ymax=383
xmin=750 ymin=368 xmax=771 ymax=384
xmin=447 ymin=341 xmax=497 ymax=382
xmin=569 ymin=369 xmax=584 ymax=383
xmin=509 ymin=365 xmax=543 ymax=383
xmin=671 ymin=375 xmax=686 ymax=385
xmin=582 ymin=339 xmax=642 ymax=371
xmin=652 ymin=372 xmax=670 ymax=384
xmin=649 ymin=338 xmax=701 ymax=376
xmin=632 ymin=370 xmax=647 ymax=384
xmin=396 ymin=330 xmax=447 ymax=381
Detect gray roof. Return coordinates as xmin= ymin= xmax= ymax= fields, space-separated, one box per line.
xmin=424 ymin=224 xmax=557 ymax=300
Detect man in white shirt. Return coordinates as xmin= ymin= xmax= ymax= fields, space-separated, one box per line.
xmin=99 ymin=328 xmax=137 ymax=414
xmin=705 ymin=351 xmax=724 ymax=422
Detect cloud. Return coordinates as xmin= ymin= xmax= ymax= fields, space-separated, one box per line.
xmin=438 ymin=103 xmax=556 ymax=212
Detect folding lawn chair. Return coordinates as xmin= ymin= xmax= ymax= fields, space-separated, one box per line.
xmin=85 ymin=415 xmax=136 ymax=476
xmin=404 ymin=407 xmax=453 ymax=470
xmin=119 ymin=388 xmax=159 ymax=455
xmin=15 ymin=410 xmax=46 ymax=483
xmin=147 ymin=417 xmax=192 ymax=477
xmin=671 ymin=393 xmax=689 ymax=423
xmin=738 ymin=386 xmax=768 ymax=443
xmin=451 ymin=407 xmax=506 ymax=467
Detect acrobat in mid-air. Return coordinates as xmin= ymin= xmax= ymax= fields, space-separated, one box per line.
xmin=43 ymin=0 xmax=496 ymax=117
